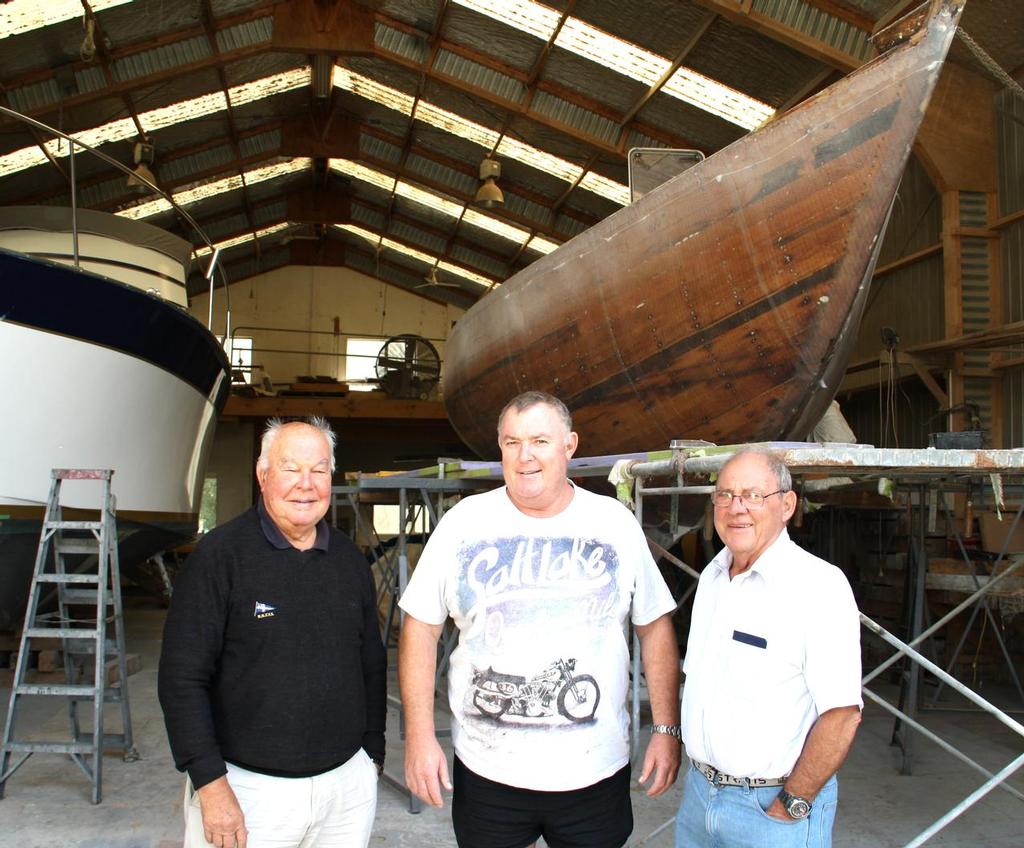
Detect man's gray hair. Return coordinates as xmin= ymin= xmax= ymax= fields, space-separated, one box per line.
xmin=258 ymin=416 xmax=337 ymax=473
xmin=496 ymin=391 xmax=573 ymax=440
xmin=721 ymin=446 xmax=792 ymax=492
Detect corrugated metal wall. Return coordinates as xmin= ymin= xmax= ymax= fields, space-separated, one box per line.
xmin=853 ymin=155 xmax=943 ymax=364
xmin=841 ymin=155 xmax=945 ymax=447
xmin=840 ymin=380 xmax=940 ymax=449
xmin=998 ymin=88 xmax=1024 ymax=446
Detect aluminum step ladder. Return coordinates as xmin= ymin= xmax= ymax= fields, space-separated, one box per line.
xmin=0 ymin=469 xmax=137 ymax=804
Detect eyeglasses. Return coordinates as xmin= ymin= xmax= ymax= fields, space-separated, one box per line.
xmin=711 ymin=489 xmax=784 ymax=509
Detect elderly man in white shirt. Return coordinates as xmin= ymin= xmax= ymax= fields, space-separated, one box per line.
xmin=676 ymin=446 xmax=862 ymax=848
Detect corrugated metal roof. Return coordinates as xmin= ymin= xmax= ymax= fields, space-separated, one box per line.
xmin=361 ymin=134 xmax=403 ymax=166
xmin=4 ymin=78 xmax=62 ymax=113
xmin=239 ymin=129 xmax=283 ymax=159
xmin=449 ymin=244 xmax=507 ymax=277
xmin=554 ymin=213 xmax=589 ymax=239
xmin=531 ymin=89 xmax=619 ymax=145
xmin=253 ymin=200 xmax=287 ymax=227
xmin=374 ymin=22 xmax=430 ymax=65
xmin=160 ymin=144 xmax=235 ymax=183
xmin=432 ymin=49 xmax=527 ymax=104
xmin=205 ymin=212 xmax=251 ymax=241
xmin=217 ymin=16 xmax=274 ymax=53
xmin=389 ymin=220 xmax=448 ymax=254
xmin=753 ymin=0 xmax=873 ymax=63
xmin=112 ymin=35 xmax=213 ymax=83
xmin=405 ymin=154 xmax=477 ymax=196
xmin=74 ymin=66 xmax=109 ymax=96
xmin=502 ymin=193 xmax=554 ymax=229
xmin=351 ymin=203 xmax=387 ymax=232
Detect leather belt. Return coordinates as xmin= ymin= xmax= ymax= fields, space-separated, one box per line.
xmin=691 ymin=759 xmax=787 ymax=788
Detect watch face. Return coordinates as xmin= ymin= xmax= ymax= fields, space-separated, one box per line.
xmin=787 ymin=798 xmax=811 ymax=819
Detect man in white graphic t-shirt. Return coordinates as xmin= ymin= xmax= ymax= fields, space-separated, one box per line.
xmin=399 ymin=391 xmax=680 ymax=848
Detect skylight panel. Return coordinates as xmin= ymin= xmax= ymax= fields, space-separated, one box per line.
xmin=453 ymin=0 xmax=559 ymax=40
xmin=1 ymin=0 xmax=132 ymax=40
xmin=397 ymin=181 xmax=465 ymax=220
xmin=117 ymin=159 xmax=310 ymax=221
xmin=663 ymin=68 xmax=774 ymax=130
xmin=333 ymin=67 xmax=415 ymax=115
xmin=330 ymin=159 xmax=398 ymax=193
xmin=336 ymin=223 xmax=496 ymax=289
xmin=451 ymin=0 xmax=774 ymax=130
xmin=332 ymin=69 xmax=628 ymax=205
xmin=495 ymin=137 xmax=581 ymax=184
xmin=117 ymin=196 xmax=173 ymax=220
xmin=330 ymin=159 xmax=537 ymax=249
xmin=578 ymin=171 xmax=630 ymax=206
xmin=437 ymin=260 xmax=496 ymax=289
xmin=141 ymin=92 xmax=229 ymax=134
xmin=194 ymin=222 xmax=290 ymax=258
xmin=229 ymin=68 xmax=310 ymax=107
xmin=526 ymin=234 xmax=559 ymax=254
xmin=555 ymin=18 xmax=666 ymax=88
xmin=414 ymin=102 xmax=500 ymax=150
xmin=0 ymin=69 xmax=312 ymax=180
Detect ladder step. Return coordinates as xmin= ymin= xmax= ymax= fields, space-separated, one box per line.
xmin=44 ymin=520 xmax=103 ymax=531
xmin=71 ymin=689 xmax=124 ymax=704
xmin=59 ymin=589 xmax=113 ymax=605
xmin=23 ymin=627 xmax=101 ymax=639
xmin=34 ymin=573 xmax=102 ymax=584
xmin=64 ymin=638 xmax=118 ymax=655
xmin=55 ymin=539 xmax=101 ymax=555
xmin=15 ymin=683 xmax=96 ymax=697
xmin=3 ymin=741 xmax=94 ymax=755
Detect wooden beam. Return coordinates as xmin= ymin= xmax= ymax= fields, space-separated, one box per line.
xmin=271 ymin=0 xmax=375 ymax=55
xmin=692 ymin=0 xmax=863 ymax=71
xmin=871 ymin=242 xmax=942 ymax=280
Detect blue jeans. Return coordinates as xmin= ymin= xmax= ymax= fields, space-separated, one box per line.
xmin=675 ymin=765 xmax=838 ymax=848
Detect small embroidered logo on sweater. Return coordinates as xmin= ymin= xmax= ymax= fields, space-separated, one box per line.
xmin=254 ymin=601 xmax=277 ymax=619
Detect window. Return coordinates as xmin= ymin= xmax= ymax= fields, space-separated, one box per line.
xmin=198 ymin=476 xmax=217 ymax=534
xmin=345 ymin=337 xmax=383 ymax=391
xmin=224 ymin=335 xmax=253 ymax=384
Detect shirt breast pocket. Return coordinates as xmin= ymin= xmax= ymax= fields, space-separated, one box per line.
xmin=723 ymin=632 xmax=770 ymax=698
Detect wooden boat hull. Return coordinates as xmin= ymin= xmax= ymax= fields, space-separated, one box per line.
xmin=443 ymin=0 xmax=963 ymax=459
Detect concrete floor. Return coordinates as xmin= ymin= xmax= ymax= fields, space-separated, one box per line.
xmin=1 ymin=600 xmax=1022 ymax=848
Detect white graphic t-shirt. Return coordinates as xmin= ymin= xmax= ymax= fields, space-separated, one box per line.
xmin=399 ymin=485 xmax=675 ymax=791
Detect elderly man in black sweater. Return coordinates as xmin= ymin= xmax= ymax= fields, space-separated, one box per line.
xmin=159 ymin=417 xmax=386 ymax=848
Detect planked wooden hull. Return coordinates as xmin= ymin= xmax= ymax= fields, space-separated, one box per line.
xmin=443 ymin=0 xmax=963 ymax=460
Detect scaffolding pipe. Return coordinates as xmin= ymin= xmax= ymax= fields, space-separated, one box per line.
xmin=861 ymin=687 xmax=1024 ymax=802
xmin=862 ymin=554 xmax=1024 ymax=685
xmin=861 ymin=615 xmax=1024 ymax=739
xmin=904 ymin=751 xmax=1024 ymax=848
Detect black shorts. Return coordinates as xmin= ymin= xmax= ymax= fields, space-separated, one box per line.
xmin=451 ymin=756 xmax=633 ymax=848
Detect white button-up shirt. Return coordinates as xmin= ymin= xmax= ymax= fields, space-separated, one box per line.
xmin=680 ymin=529 xmax=862 ymax=779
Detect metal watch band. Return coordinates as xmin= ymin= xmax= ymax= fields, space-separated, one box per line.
xmin=650 ymin=724 xmax=682 ymax=739
xmin=778 ymin=789 xmax=812 ymax=819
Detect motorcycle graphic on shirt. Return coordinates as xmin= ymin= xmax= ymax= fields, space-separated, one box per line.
xmin=471 ymin=658 xmax=601 ymax=723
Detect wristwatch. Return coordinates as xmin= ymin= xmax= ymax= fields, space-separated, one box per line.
xmin=777 ymin=789 xmax=812 ymax=819
xmin=650 ymin=724 xmax=682 ymax=740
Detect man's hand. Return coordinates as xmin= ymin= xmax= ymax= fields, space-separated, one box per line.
xmin=404 ymin=732 xmax=452 ymax=807
xmin=196 ymin=776 xmax=247 ymax=848
xmin=765 ymin=796 xmax=796 ymax=822
xmin=637 ymin=731 xmax=681 ymax=797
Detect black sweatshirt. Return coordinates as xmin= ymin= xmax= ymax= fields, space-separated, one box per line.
xmin=158 ymin=505 xmax=387 ymax=789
